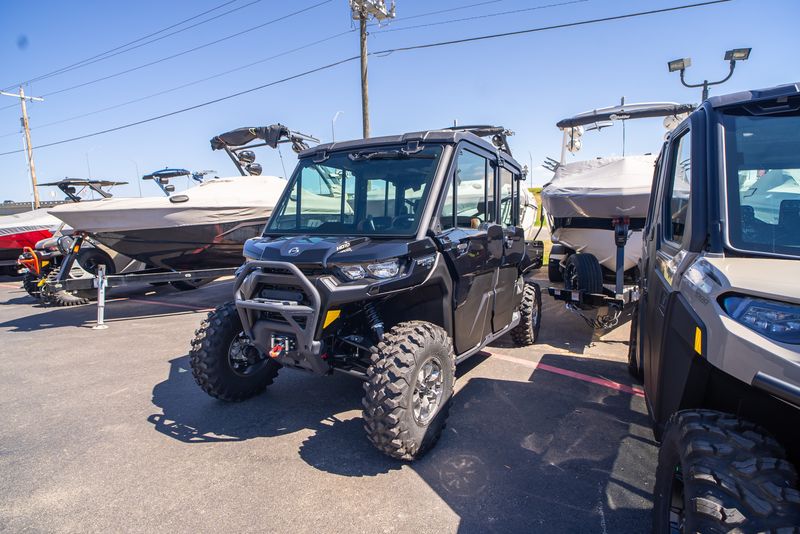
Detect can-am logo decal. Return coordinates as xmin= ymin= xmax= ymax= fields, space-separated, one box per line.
xmin=336 ymin=241 xmax=351 ymax=252
xmin=287 ymin=246 xmax=301 ymax=256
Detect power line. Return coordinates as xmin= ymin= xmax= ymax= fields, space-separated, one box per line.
xmin=0 ymin=0 xmax=331 ymax=110
xmin=0 ymin=0 xmax=733 ymax=157
xmin=0 ymin=29 xmax=355 ymax=139
xmin=1 ymin=0 xmax=245 ymax=91
xmin=374 ymin=0 xmax=589 ymax=34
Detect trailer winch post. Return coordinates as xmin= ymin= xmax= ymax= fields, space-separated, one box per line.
xmin=93 ymin=264 xmax=108 ymax=330
xmin=612 ymin=217 xmax=630 ymax=296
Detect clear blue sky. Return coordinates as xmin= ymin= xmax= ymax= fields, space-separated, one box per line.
xmin=0 ymin=0 xmax=798 ymax=202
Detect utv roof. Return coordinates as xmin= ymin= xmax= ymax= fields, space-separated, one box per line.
xmin=706 ymin=82 xmax=800 ymax=108
xmin=556 ymin=102 xmax=696 ymax=129
xmin=298 ymin=127 xmax=521 ymax=167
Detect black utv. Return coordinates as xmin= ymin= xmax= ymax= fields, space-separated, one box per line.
xmin=190 ymin=126 xmax=543 ymax=460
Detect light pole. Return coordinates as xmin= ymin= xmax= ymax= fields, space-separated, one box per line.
xmin=668 ymin=48 xmax=751 ymax=101
xmin=331 ymin=111 xmax=344 ymax=142
xmin=349 ymin=0 xmax=395 ymax=138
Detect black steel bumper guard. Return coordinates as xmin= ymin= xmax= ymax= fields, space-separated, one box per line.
xmin=234 ymin=260 xmax=328 ymax=374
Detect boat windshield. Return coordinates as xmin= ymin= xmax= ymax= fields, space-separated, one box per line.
xmin=266 ymin=145 xmax=443 ymax=236
xmin=724 ymin=110 xmax=800 ymax=258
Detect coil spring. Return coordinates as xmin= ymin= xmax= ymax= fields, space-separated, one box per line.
xmin=364 ymin=302 xmax=385 ymax=340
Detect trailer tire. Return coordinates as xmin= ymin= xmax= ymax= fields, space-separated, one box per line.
xmin=190 ymin=301 xmax=279 ymax=402
xmin=564 ymin=253 xmax=603 ymax=309
xmin=510 ymin=281 xmax=541 ymax=346
xmin=77 ymin=248 xmax=115 ymax=275
xmin=363 ymin=321 xmax=455 ymax=460
xmin=653 ymin=410 xmax=800 ymax=533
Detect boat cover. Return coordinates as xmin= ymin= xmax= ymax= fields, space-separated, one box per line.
xmin=49 ymin=175 xmax=288 ymax=233
xmin=553 ymin=227 xmax=642 ymax=272
xmin=541 ymin=155 xmax=656 ymax=219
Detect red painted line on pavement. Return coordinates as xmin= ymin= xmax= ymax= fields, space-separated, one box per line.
xmin=489 ymin=352 xmax=645 ymax=397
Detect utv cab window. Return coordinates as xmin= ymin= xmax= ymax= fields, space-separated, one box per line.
xmin=499 ymin=167 xmax=517 ymax=227
xmin=724 ymin=112 xmax=800 ymax=257
xmin=440 ymin=149 xmax=492 ymax=230
xmin=267 ymin=145 xmax=442 ymax=236
xmin=665 ymin=132 xmax=691 ymax=243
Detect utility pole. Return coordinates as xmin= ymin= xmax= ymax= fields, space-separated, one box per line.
xmin=349 ymin=0 xmax=395 ymax=138
xmin=1 ymin=86 xmax=44 ymax=209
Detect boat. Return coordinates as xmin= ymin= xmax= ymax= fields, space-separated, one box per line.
xmin=541 ymin=101 xmax=695 ymax=277
xmin=0 ymin=179 xmax=125 ymax=275
xmin=49 ymin=125 xmax=321 ymax=271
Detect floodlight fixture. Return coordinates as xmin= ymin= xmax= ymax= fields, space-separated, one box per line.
xmin=668 ymin=57 xmax=691 ymax=72
xmin=724 ymin=48 xmax=751 ymax=61
xmin=668 ymin=47 xmax=752 ymax=101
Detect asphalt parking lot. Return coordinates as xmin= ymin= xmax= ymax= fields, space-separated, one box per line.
xmin=0 ymin=274 xmax=656 ymax=533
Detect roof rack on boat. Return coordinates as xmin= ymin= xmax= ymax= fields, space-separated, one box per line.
xmin=556 ymin=102 xmax=696 ymax=129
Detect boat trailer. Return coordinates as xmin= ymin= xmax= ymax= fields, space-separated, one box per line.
xmin=547 ymin=217 xmax=641 ymax=329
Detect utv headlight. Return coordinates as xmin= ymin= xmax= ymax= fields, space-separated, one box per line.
xmin=340 ymin=264 xmax=367 ymax=280
xmin=722 ymin=294 xmax=800 ymax=345
xmin=366 ymin=259 xmax=400 ymax=279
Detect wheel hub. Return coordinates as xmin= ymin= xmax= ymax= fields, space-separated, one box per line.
xmin=227 ymin=332 xmax=266 ymax=376
xmin=413 ymin=358 xmax=444 ymax=425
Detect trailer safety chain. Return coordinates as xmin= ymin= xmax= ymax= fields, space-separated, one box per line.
xmin=565 ymin=303 xmax=623 ymax=330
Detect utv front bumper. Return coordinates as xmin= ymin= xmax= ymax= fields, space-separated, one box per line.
xmin=234 ymin=261 xmax=327 ymax=374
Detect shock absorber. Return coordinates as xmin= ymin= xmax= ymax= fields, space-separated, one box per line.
xmin=364 ymin=302 xmax=384 ymax=340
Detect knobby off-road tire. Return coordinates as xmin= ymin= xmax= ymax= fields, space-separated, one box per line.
xmin=653 ymin=410 xmax=800 ymax=533
xmin=22 ymin=274 xmax=41 ymax=298
xmin=362 ymin=321 xmax=456 ymax=461
xmin=190 ymin=301 xmax=279 ymax=402
xmin=510 ymin=281 xmax=542 ymax=346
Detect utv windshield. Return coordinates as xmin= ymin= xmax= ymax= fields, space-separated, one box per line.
xmin=724 ymin=110 xmax=800 ymax=258
xmin=266 ymin=145 xmax=443 ymax=236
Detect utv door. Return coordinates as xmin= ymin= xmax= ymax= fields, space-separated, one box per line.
xmin=642 ymin=127 xmax=693 ymax=414
xmin=436 ymin=145 xmax=504 ymax=355
xmin=493 ymin=165 xmax=525 ymax=332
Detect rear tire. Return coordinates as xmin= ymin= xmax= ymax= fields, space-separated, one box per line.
xmin=510 ymin=281 xmax=541 ymax=346
xmin=190 ymin=301 xmax=280 ymax=401
xmin=362 ymin=321 xmax=455 ymax=461
xmin=653 ymin=410 xmax=800 ymax=533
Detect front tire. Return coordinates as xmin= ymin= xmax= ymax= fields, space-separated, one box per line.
xmin=653 ymin=410 xmax=800 ymax=533
xmin=362 ymin=321 xmax=456 ymax=461
xmin=190 ymin=301 xmax=280 ymax=402
xmin=510 ymin=281 xmax=541 ymax=346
